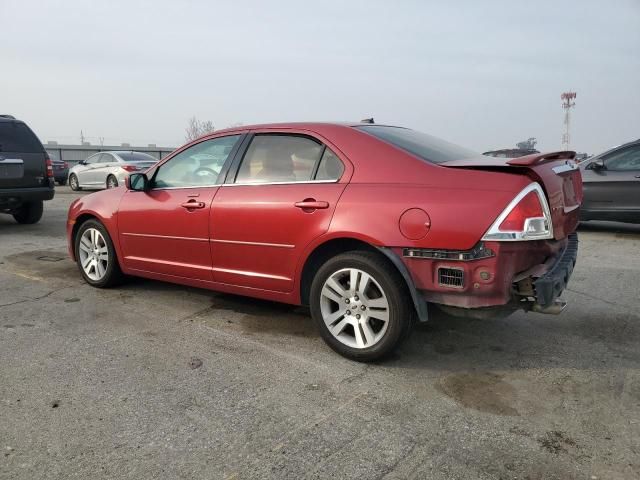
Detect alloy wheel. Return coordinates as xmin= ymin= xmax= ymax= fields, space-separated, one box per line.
xmin=70 ymin=175 xmax=79 ymax=190
xmin=107 ymin=176 xmax=118 ymax=189
xmin=78 ymin=228 xmax=109 ymax=281
xmin=320 ymin=268 xmax=390 ymax=349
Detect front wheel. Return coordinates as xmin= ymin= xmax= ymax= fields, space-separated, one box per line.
xmin=106 ymin=175 xmax=118 ymax=189
xmin=310 ymin=251 xmax=412 ymax=362
xmin=69 ymin=174 xmax=81 ymax=191
xmin=74 ymin=219 xmax=124 ymax=288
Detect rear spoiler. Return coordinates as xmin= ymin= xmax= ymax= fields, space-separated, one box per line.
xmin=507 ymin=151 xmax=576 ymax=166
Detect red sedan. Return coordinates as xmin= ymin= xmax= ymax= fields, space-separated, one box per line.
xmin=67 ymin=122 xmax=582 ymax=361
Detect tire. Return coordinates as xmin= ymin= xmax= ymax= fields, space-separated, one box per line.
xmin=106 ymin=175 xmax=118 ymax=189
xmin=57 ymin=178 xmax=67 ymax=186
xmin=69 ymin=174 xmax=81 ymax=191
xmin=12 ymin=201 xmax=43 ymax=224
xmin=309 ymin=251 xmax=412 ymax=362
xmin=74 ymin=219 xmax=124 ymax=288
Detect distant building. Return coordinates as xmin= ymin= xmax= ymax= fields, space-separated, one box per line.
xmin=44 ymin=141 xmax=175 ymax=165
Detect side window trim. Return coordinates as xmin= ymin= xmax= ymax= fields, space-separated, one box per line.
xmin=149 ymin=133 xmax=246 ymax=190
xmin=224 ymin=133 xmax=343 ymax=185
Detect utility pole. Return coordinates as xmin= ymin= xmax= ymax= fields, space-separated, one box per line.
xmin=80 ymin=130 xmax=85 ymax=144
xmin=561 ymin=92 xmax=577 ymax=150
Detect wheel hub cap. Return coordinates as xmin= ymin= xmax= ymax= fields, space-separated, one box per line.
xmin=320 ymin=267 xmax=390 ymax=349
xmin=78 ymin=228 xmax=109 ymax=281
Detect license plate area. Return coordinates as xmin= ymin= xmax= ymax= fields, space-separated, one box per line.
xmin=0 ymin=159 xmax=24 ymax=179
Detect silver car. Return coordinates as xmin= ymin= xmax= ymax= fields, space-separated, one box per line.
xmin=68 ymin=151 xmax=159 ymax=190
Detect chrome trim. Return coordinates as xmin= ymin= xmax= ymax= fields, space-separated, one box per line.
xmin=481 ymin=182 xmax=554 ymax=241
xmin=210 ymin=239 xmax=295 ymax=249
xmin=552 ymin=162 xmax=579 ymax=174
xmin=212 ymin=267 xmax=291 ymax=282
xmin=122 ymin=232 xmax=208 ymax=242
xmin=222 ymin=179 xmax=338 ymax=187
xmin=0 ymin=158 xmax=23 ymax=164
xmin=124 ymin=255 xmax=212 ymax=271
xmin=145 ymin=185 xmax=219 ymax=191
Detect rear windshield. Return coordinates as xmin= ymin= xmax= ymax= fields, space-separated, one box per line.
xmin=117 ymin=152 xmax=157 ymax=162
xmin=355 ymin=125 xmax=478 ymax=164
xmin=0 ymin=122 xmax=44 ymax=153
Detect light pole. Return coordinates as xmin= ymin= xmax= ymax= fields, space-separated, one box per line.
xmin=561 ymin=92 xmax=577 ymax=151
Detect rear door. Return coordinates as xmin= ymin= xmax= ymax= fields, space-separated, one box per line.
xmin=0 ymin=121 xmax=47 ymax=188
xmin=210 ymin=131 xmax=350 ymax=292
xmin=582 ymin=145 xmax=640 ymax=220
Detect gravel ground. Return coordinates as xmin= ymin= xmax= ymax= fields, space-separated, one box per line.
xmin=1 ymin=187 xmax=639 ymax=479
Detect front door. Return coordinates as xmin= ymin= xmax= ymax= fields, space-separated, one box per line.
xmin=117 ymin=134 xmax=243 ymax=280
xmin=211 ymin=132 xmax=348 ymax=292
xmin=583 ymin=144 xmax=640 ymax=221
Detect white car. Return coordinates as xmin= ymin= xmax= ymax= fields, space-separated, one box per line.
xmin=68 ymin=151 xmax=159 ymax=190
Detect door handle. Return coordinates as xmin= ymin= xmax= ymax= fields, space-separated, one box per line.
xmin=635 ymin=175 xmax=640 ymax=179
xmin=294 ymin=199 xmax=329 ymax=210
xmin=181 ymin=200 xmax=206 ymax=209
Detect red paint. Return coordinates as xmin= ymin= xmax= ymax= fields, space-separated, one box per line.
xmin=67 ymin=122 xmax=582 ymax=311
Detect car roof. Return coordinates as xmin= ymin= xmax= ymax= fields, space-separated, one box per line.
xmin=207 ymin=121 xmax=405 ymax=136
xmin=590 ymin=138 xmax=640 ymax=159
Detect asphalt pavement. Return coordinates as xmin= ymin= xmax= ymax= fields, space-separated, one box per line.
xmin=1 ymin=187 xmax=639 ymax=479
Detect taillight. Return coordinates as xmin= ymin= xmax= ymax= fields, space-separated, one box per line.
xmin=121 ymin=165 xmax=138 ymax=172
xmin=63 ymin=161 xmax=69 ymax=169
xmin=482 ymin=183 xmax=553 ymax=241
xmin=45 ymin=155 xmax=53 ymax=178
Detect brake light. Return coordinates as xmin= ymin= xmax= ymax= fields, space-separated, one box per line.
xmin=45 ymin=156 xmax=53 ymax=178
xmin=63 ymin=161 xmax=69 ymax=169
xmin=122 ymin=165 xmax=138 ymax=172
xmin=482 ymin=183 xmax=553 ymax=241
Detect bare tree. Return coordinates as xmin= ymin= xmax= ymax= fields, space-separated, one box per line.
xmin=185 ymin=116 xmax=215 ymax=142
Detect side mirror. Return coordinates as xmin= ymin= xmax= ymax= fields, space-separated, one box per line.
xmin=127 ymin=173 xmax=149 ymax=191
xmin=79 ymin=160 xmax=86 ymax=166
xmin=590 ymin=159 xmax=605 ymax=171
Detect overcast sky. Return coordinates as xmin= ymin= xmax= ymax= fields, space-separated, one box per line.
xmin=2 ymin=0 xmax=639 ymax=153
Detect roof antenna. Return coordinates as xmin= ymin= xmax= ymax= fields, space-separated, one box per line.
xmin=360 ymin=117 xmax=375 ymax=124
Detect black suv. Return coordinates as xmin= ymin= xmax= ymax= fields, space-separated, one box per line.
xmin=0 ymin=115 xmax=54 ymax=224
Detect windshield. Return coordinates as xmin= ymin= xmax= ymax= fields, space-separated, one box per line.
xmin=355 ymin=125 xmax=479 ymax=164
xmin=117 ymin=152 xmax=157 ymax=162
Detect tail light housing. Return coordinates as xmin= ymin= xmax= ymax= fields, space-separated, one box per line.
xmin=482 ymin=183 xmax=553 ymax=241
xmin=45 ymin=155 xmax=53 ymax=178
xmin=121 ymin=165 xmax=139 ymax=172
xmin=63 ymin=161 xmax=69 ymax=169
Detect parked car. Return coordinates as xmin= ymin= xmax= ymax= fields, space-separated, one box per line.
xmin=68 ymin=151 xmax=159 ymax=191
xmin=0 ymin=115 xmax=54 ymax=224
xmin=579 ymin=139 xmax=640 ymax=224
xmin=52 ymin=159 xmax=69 ymax=185
xmin=67 ymin=122 xmax=582 ymax=361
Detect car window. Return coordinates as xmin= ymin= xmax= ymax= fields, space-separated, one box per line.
xmin=356 ymin=125 xmax=479 ymax=164
xmin=85 ymin=154 xmax=101 ymax=164
xmin=603 ymin=146 xmax=640 ymax=171
xmin=235 ymin=134 xmax=323 ymax=184
xmin=315 ymin=148 xmax=344 ymax=181
xmin=0 ymin=122 xmax=43 ymax=153
xmin=117 ymin=152 xmax=157 ymax=162
xmin=153 ymin=135 xmax=241 ymax=188
xmin=99 ymin=153 xmax=113 ymax=163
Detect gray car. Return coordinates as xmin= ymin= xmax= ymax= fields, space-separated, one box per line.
xmin=68 ymin=151 xmax=158 ymax=191
xmin=580 ymin=139 xmax=640 ymax=224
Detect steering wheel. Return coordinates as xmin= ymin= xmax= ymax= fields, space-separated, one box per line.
xmin=192 ymin=167 xmax=218 ymax=182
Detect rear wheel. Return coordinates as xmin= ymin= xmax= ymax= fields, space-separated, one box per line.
xmin=69 ymin=174 xmax=81 ymax=191
xmin=12 ymin=200 xmax=43 ymax=224
xmin=74 ymin=219 xmax=124 ymax=288
xmin=310 ymin=251 xmax=412 ymax=361
xmin=106 ymin=175 xmax=118 ymax=189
